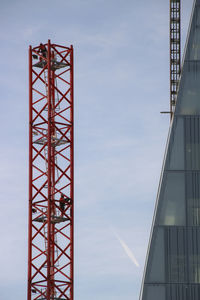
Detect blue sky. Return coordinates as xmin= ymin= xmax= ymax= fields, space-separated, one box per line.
xmin=0 ymin=0 xmax=194 ymax=299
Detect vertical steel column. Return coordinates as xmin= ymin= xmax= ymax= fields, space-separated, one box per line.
xmin=69 ymin=45 xmax=74 ymax=300
xmin=47 ymin=39 xmax=52 ymax=300
xmin=28 ymin=45 xmax=33 ymax=300
xmin=28 ymin=40 xmax=74 ymax=300
xmin=170 ymin=0 xmax=181 ymax=120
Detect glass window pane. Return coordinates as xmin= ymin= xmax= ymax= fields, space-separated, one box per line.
xmin=145 ymin=228 xmax=165 ymax=282
xmin=166 ymin=285 xmax=187 ymax=300
xmin=175 ymin=5 xmax=200 ymax=116
xmin=166 ymin=117 xmax=184 ymax=170
xmin=176 ymin=61 xmax=200 ymax=115
xmin=157 ymin=172 xmax=185 ymax=225
xmin=188 ymin=228 xmax=200 ymax=283
xmin=186 ymin=4 xmax=200 ymax=61
xmin=185 ymin=117 xmax=200 ymax=170
xmin=186 ymin=172 xmax=200 ymax=225
xmin=187 ymin=285 xmax=200 ymax=299
xmin=142 ymin=285 xmax=165 ymax=300
xmin=165 ymin=227 xmax=187 ymax=283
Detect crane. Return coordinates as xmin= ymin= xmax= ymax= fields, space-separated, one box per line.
xmin=28 ymin=40 xmax=74 ymax=300
xmin=170 ymin=0 xmax=181 ymax=119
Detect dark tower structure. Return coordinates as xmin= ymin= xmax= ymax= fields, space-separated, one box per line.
xmin=170 ymin=0 xmax=181 ymax=119
xmin=28 ymin=40 xmax=74 ymax=300
xmin=140 ymin=0 xmax=200 ymax=299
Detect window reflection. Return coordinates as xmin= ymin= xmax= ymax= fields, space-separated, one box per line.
xmin=166 ymin=117 xmax=184 ymax=170
xmin=157 ymin=172 xmax=185 ymax=226
xmin=187 ymin=172 xmax=200 ymax=225
xmin=185 ymin=117 xmax=200 ymax=169
xmin=145 ymin=228 xmax=165 ymax=282
xmin=143 ymin=285 xmax=165 ymax=300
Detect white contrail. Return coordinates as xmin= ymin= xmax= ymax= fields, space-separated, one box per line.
xmin=113 ymin=230 xmax=139 ymax=268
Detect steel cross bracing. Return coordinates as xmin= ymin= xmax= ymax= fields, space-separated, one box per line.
xmin=170 ymin=0 xmax=181 ymax=119
xmin=28 ymin=40 xmax=74 ymax=300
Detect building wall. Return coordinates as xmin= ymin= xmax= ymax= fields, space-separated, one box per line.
xmin=140 ymin=0 xmax=200 ymax=299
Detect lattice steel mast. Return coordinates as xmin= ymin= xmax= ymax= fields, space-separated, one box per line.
xmin=28 ymin=40 xmax=74 ymax=300
xmin=170 ymin=0 xmax=181 ymax=119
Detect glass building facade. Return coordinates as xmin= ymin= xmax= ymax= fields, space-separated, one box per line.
xmin=140 ymin=0 xmax=200 ymax=299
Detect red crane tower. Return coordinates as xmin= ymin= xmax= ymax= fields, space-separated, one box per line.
xmin=28 ymin=40 xmax=74 ymax=300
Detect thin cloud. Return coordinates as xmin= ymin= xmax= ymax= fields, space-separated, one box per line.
xmin=112 ymin=229 xmax=139 ymax=268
